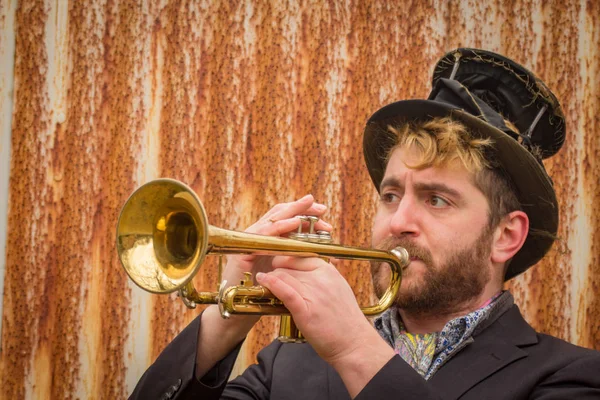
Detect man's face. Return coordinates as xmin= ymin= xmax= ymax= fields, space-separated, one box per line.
xmin=371 ymin=146 xmax=494 ymax=316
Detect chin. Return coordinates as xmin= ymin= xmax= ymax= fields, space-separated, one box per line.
xmin=398 ymin=272 xmax=426 ymax=294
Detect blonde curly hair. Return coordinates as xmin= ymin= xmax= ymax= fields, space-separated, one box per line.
xmin=386 ymin=117 xmax=493 ymax=173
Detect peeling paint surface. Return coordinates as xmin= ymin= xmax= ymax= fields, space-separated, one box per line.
xmin=1 ymin=0 xmax=599 ymax=398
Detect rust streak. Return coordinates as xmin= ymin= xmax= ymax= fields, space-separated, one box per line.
xmin=1 ymin=1 xmax=51 ymax=398
xmin=580 ymin=0 xmax=600 ymax=350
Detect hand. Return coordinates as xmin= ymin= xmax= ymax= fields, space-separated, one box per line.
xmin=256 ymin=256 xmax=395 ymax=398
xmin=221 ymin=194 xmax=332 ymax=288
xmin=255 ymin=256 xmax=368 ymax=360
xmin=196 ymin=194 xmax=332 ymax=379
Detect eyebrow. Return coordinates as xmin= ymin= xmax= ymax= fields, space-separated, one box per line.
xmin=379 ymin=177 xmax=403 ymax=193
xmin=380 ymin=177 xmax=463 ymax=200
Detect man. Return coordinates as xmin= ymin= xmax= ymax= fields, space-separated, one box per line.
xmin=130 ymin=49 xmax=600 ymax=399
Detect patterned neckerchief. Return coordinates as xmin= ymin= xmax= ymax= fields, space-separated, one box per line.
xmin=374 ymin=291 xmax=514 ymax=380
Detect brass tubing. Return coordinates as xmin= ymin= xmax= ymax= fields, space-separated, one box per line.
xmin=206 ymin=225 xmax=407 ymax=313
xmin=117 ymin=179 xmax=408 ymax=322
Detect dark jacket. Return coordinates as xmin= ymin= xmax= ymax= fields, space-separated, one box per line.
xmin=130 ymin=305 xmax=600 ymax=399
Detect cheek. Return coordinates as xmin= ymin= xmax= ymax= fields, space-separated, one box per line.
xmin=371 ymin=211 xmax=389 ymax=247
xmin=426 ymin=226 xmax=477 ymax=269
xmin=372 ymin=262 xmax=391 ymax=293
xmin=426 ymin=235 xmax=452 ymax=269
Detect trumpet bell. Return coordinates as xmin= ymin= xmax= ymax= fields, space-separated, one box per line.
xmin=116 ymin=179 xmax=209 ymax=294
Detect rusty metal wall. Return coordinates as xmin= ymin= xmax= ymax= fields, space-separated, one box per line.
xmin=0 ymin=0 xmax=16 ymax=360
xmin=0 ymin=0 xmax=598 ymax=398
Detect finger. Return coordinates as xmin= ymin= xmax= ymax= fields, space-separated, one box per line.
xmin=245 ymin=214 xmax=302 ymax=236
xmin=261 ymin=194 xmax=314 ymax=219
xmin=271 ymin=256 xmax=329 ymax=272
xmin=256 ymin=271 xmax=308 ymax=317
xmin=272 ymin=215 xmax=332 ymax=234
xmin=250 ymin=195 xmax=332 ymax=239
xmin=312 ymin=218 xmax=333 ymax=232
xmin=302 ymin=203 xmax=329 ymax=217
xmin=258 ymin=214 xmax=332 ymax=237
xmin=259 ymin=217 xmax=303 ymax=236
xmin=266 ymin=195 xmax=329 ymax=223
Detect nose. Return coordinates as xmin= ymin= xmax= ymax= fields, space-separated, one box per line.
xmin=389 ymin=194 xmax=420 ymax=238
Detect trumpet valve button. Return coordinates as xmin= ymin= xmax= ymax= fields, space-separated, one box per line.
xmin=316 ymin=230 xmax=332 ymax=243
xmin=241 ymin=272 xmax=253 ymax=287
xmin=305 ymin=215 xmax=318 ymax=234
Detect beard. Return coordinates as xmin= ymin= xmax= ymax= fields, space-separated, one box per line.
xmin=371 ymin=228 xmax=492 ymax=318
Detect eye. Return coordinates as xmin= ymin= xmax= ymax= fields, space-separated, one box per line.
xmin=428 ymin=195 xmax=450 ymax=208
xmin=380 ymin=192 xmax=400 ymax=204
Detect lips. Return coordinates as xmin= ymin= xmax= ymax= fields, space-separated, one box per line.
xmin=376 ymin=237 xmax=433 ymax=269
xmin=402 ymin=257 xmax=418 ymax=270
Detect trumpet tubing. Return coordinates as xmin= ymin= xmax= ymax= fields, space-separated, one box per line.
xmin=116 ymin=179 xmax=409 ymax=342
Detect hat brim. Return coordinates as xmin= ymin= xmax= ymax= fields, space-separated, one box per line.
xmin=363 ymin=99 xmax=558 ymax=280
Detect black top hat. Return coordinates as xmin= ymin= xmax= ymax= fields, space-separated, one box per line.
xmin=363 ymin=48 xmax=565 ymax=280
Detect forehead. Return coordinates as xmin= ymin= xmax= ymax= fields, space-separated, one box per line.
xmin=382 ymin=146 xmax=479 ymax=191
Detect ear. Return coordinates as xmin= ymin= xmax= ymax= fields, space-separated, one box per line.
xmin=490 ymin=210 xmax=529 ymax=264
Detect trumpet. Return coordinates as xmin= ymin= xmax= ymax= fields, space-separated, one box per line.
xmin=116 ymin=179 xmax=409 ymax=343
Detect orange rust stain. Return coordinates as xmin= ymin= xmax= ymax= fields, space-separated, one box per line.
xmin=580 ymin=0 xmax=600 ymax=350
xmin=2 ymin=0 xmax=147 ymax=398
xmin=440 ymin=0 xmax=467 ymax=49
xmin=86 ymin=0 xmax=146 ymax=398
xmin=522 ymin=0 xmax=582 ymax=342
xmin=503 ymin=0 xmax=584 ymax=344
xmin=150 ymin=0 xmax=208 ymax=362
xmin=1 ymin=2 xmax=51 ymax=399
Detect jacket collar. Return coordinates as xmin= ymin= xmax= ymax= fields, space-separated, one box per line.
xmin=429 ymin=305 xmax=538 ymax=399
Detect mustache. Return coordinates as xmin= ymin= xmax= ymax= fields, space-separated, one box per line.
xmin=375 ymin=237 xmax=434 ymax=267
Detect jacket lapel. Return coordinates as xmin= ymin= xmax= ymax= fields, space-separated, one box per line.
xmin=429 ymin=306 xmax=538 ymax=399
